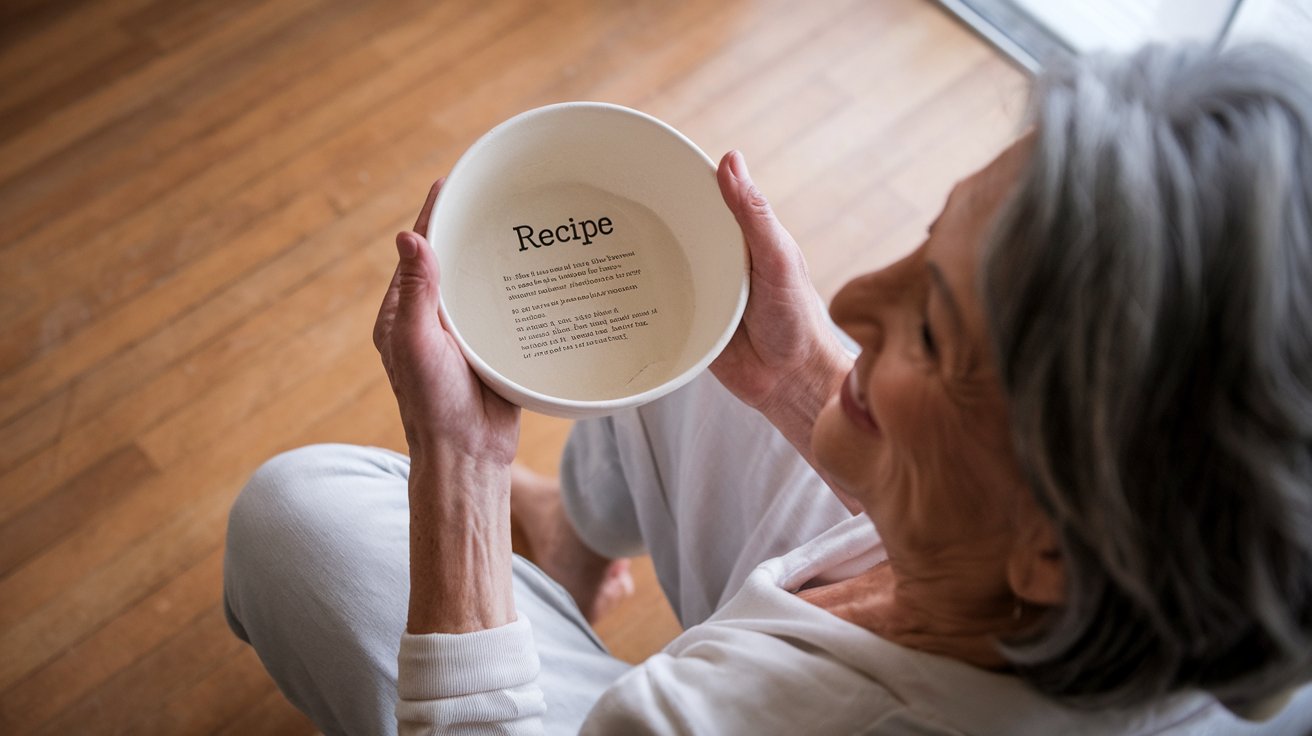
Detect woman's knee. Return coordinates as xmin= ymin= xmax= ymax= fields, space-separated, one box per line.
xmin=227 ymin=444 xmax=406 ymax=563
xmin=223 ymin=444 xmax=409 ymax=630
xmin=230 ymin=444 xmax=345 ymax=537
xmin=224 ymin=445 xmax=342 ymax=640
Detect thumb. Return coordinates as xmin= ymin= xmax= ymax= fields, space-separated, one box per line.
xmin=716 ymin=150 xmax=807 ymax=281
xmin=394 ymin=231 xmax=441 ymax=330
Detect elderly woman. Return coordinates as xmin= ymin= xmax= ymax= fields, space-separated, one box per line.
xmin=224 ymin=45 xmax=1312 ymax=733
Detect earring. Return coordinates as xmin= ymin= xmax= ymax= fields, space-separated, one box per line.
xmin=1012 ymin=598 xmax=1025 ymax=622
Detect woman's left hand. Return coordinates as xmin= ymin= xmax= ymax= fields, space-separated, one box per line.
xmin=374 ymin=179 xmax=520 ymax=634
xmin=373 ymin=179 xmax=520 ymax=467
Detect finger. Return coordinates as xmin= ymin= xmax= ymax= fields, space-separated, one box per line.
xmin=393 ymin=230 xmax=443 ymax=344
xmin=373 ymin=260 xmax=404 ymax=353
xmin=413 ymin=178 xmax=445 ymax=234
xmin=717 ymin=150 xmax=807 ymax=281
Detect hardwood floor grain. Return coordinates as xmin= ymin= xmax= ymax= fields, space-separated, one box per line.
xmin=0 ymin=0 xmax=1024 ymax=731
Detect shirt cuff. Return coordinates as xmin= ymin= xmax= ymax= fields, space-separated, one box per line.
xmin=397 ymin=614 xmax=540 ymax=700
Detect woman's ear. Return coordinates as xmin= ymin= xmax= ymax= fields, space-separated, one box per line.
xmin=1007 ymin=513 xmax=1066 ymax=606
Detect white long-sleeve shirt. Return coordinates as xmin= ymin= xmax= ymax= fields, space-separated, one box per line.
xmin=396 ymin=514 xmax=1311 ymax=735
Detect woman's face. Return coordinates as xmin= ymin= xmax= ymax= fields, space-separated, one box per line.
xmin=814 ymin=142 xmax=1040 ymax=575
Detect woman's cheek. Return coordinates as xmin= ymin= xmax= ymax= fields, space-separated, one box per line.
xmin=812 ymin=397 xmax=879 ymax=503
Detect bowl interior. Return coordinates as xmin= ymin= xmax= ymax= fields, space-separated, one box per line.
xmin=429 ymin=103 xmax=745 ymax=405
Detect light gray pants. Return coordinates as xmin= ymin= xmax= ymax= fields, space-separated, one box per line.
xmin=223 ymin=370 xmax=850 ymax=735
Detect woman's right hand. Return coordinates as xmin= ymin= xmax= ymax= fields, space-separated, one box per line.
xmin=710 ymin=150 xmax=851 ymax=424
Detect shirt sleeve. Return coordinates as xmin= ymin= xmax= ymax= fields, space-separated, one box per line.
xmin=395 ymin=614 xmax=546 ymax=735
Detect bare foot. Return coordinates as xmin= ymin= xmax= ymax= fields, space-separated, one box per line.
xmin=510 ymin=465 xmax=635 ymax=622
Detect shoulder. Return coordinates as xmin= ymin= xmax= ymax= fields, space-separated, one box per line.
xmin=582 ymin=570 xmax=949 ymax=735
xmin=581 ymin=644 xmax=943 ymax=736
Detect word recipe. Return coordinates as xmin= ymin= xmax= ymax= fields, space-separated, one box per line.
xmin=513 ymin=215 xmax=614 ymax=251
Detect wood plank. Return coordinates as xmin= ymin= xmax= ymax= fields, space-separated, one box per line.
xmin=0 ymin=445 xmax=157 ymax=578
xmin=0 ymin=192 xmax=342 ymax=521
xmin=0 ymin=258 xmax=389 ymax=630
xmin=0 ymin=156 xmax=448 ymax=527
xmin=0 ymin=352 xmax=398 ymax=692
xmin=0 ymin=548 xmax=226 ymax=734
xmin=133 ymin=273 xmax=392 ymax=469
xmin=567 ymin=2 xmax=744 ymax=110
xmin=119 ymin=640 xmax=281 ymax=736
xmin=0 ymin=0 xmax=419 ymax=334
xmin=634 ymin=0 xmax=872 ymax=126
xmin=0 ymin=39 xmax=161 ymax=138
xmin=0 ymin=27 xmax=154 ymax=123
xmin=5 ymin=364 xmax=417 ymax=729
xmin=0 ymin=0 xmax=443 ymax=257
xmin=0 ymin=0 xmax=684 ymax=414
xmin=0 ymin=145 xmax=452 ymax=523
xmin=0 ymin=0 xmax=331 ymax=185
xmin=0 ymin=0 xmax=94 ymax=46
xmin=757 ymin=21 xmax=994 ymax=211
xmin=0 ymin=387 xmax=68 ymax=474
xmin=885 ymin=76 xmax=1027 ymax=210
xmin=8 ymin=367 xmax=409 ymax=724
xmin=0 ymin=0 xmax=538 ymax=414
xmin=0 ymin=0 xmax=839 ymax=448
xmin=0 ymin=0 xmax=156 ymax=87
xmin=0 ymin=0 xmax=738 ymax=513
xmin=0 ymin=191 xmax=336 ymax=469
xmin=123 ymin=0 xmax=273 ymax=51
xmin=31 ymin=606 xmax=248 ymax=736
xmin=808 ymin=56 xmax=1027 ymax=296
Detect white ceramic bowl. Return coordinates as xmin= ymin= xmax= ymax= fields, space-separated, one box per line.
xmin=427 ymin=102 xmax=748 ymax=418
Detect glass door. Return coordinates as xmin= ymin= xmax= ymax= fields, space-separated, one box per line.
xmin=935 ymin=0 xmax=1309 ymax=71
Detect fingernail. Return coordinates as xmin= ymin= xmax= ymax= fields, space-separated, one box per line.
xmin=396 ymin=232 xmax=418 ymax=259
xmin=729 ymin=150 xmax=749 ymax=180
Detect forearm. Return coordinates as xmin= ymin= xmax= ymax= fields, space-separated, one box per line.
xmin=400 ymin=450 xmax=544 ymax=733
xmin=407 ymin=449 xmax=516 ymax=634
xmin=758 ymin=338 xmax=850 ymax=457
xmin=757 ymin=338 xmax=858 ymax=511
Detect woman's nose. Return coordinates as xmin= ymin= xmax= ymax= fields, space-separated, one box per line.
xmin=829 ymin=247 xmax=925 ymax=352
xmin=829 ymin=274 xmax=885 ymax=352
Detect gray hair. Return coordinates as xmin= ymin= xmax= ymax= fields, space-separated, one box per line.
xmin=983 ymin=44 xmax=1312 ymax=708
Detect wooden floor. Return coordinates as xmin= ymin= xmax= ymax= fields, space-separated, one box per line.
xmin=0 ymin=0 xmax=1025 ymax=732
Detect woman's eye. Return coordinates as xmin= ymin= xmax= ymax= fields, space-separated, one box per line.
xmin=920 ymin=320 xmax=938 ymax=358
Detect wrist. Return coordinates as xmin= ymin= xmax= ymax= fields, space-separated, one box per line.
xmin=759 ymin=334 xmax=851 ymax=447
xmin=407 ymin=441 xmax=510 ymax=490
xmin=406 ymin=454 xmax=511 ymax=523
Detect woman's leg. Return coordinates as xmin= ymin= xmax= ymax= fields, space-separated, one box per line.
xmin=559 ymin=369 xmax=852 ymax=628
xmin=222 ymin=444 xmax=629 ymax=736
xmin=510 ymin=465 xmax=636 ymax=623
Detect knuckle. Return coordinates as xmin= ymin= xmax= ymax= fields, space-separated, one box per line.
xmin=745 ymin=185 xmax=773 ymax=215
xmin=396 ymin=270 xmax=430 ymax=297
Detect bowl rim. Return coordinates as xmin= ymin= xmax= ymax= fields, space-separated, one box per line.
xmin=427 ymin=101 xmax=748 ymax=415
